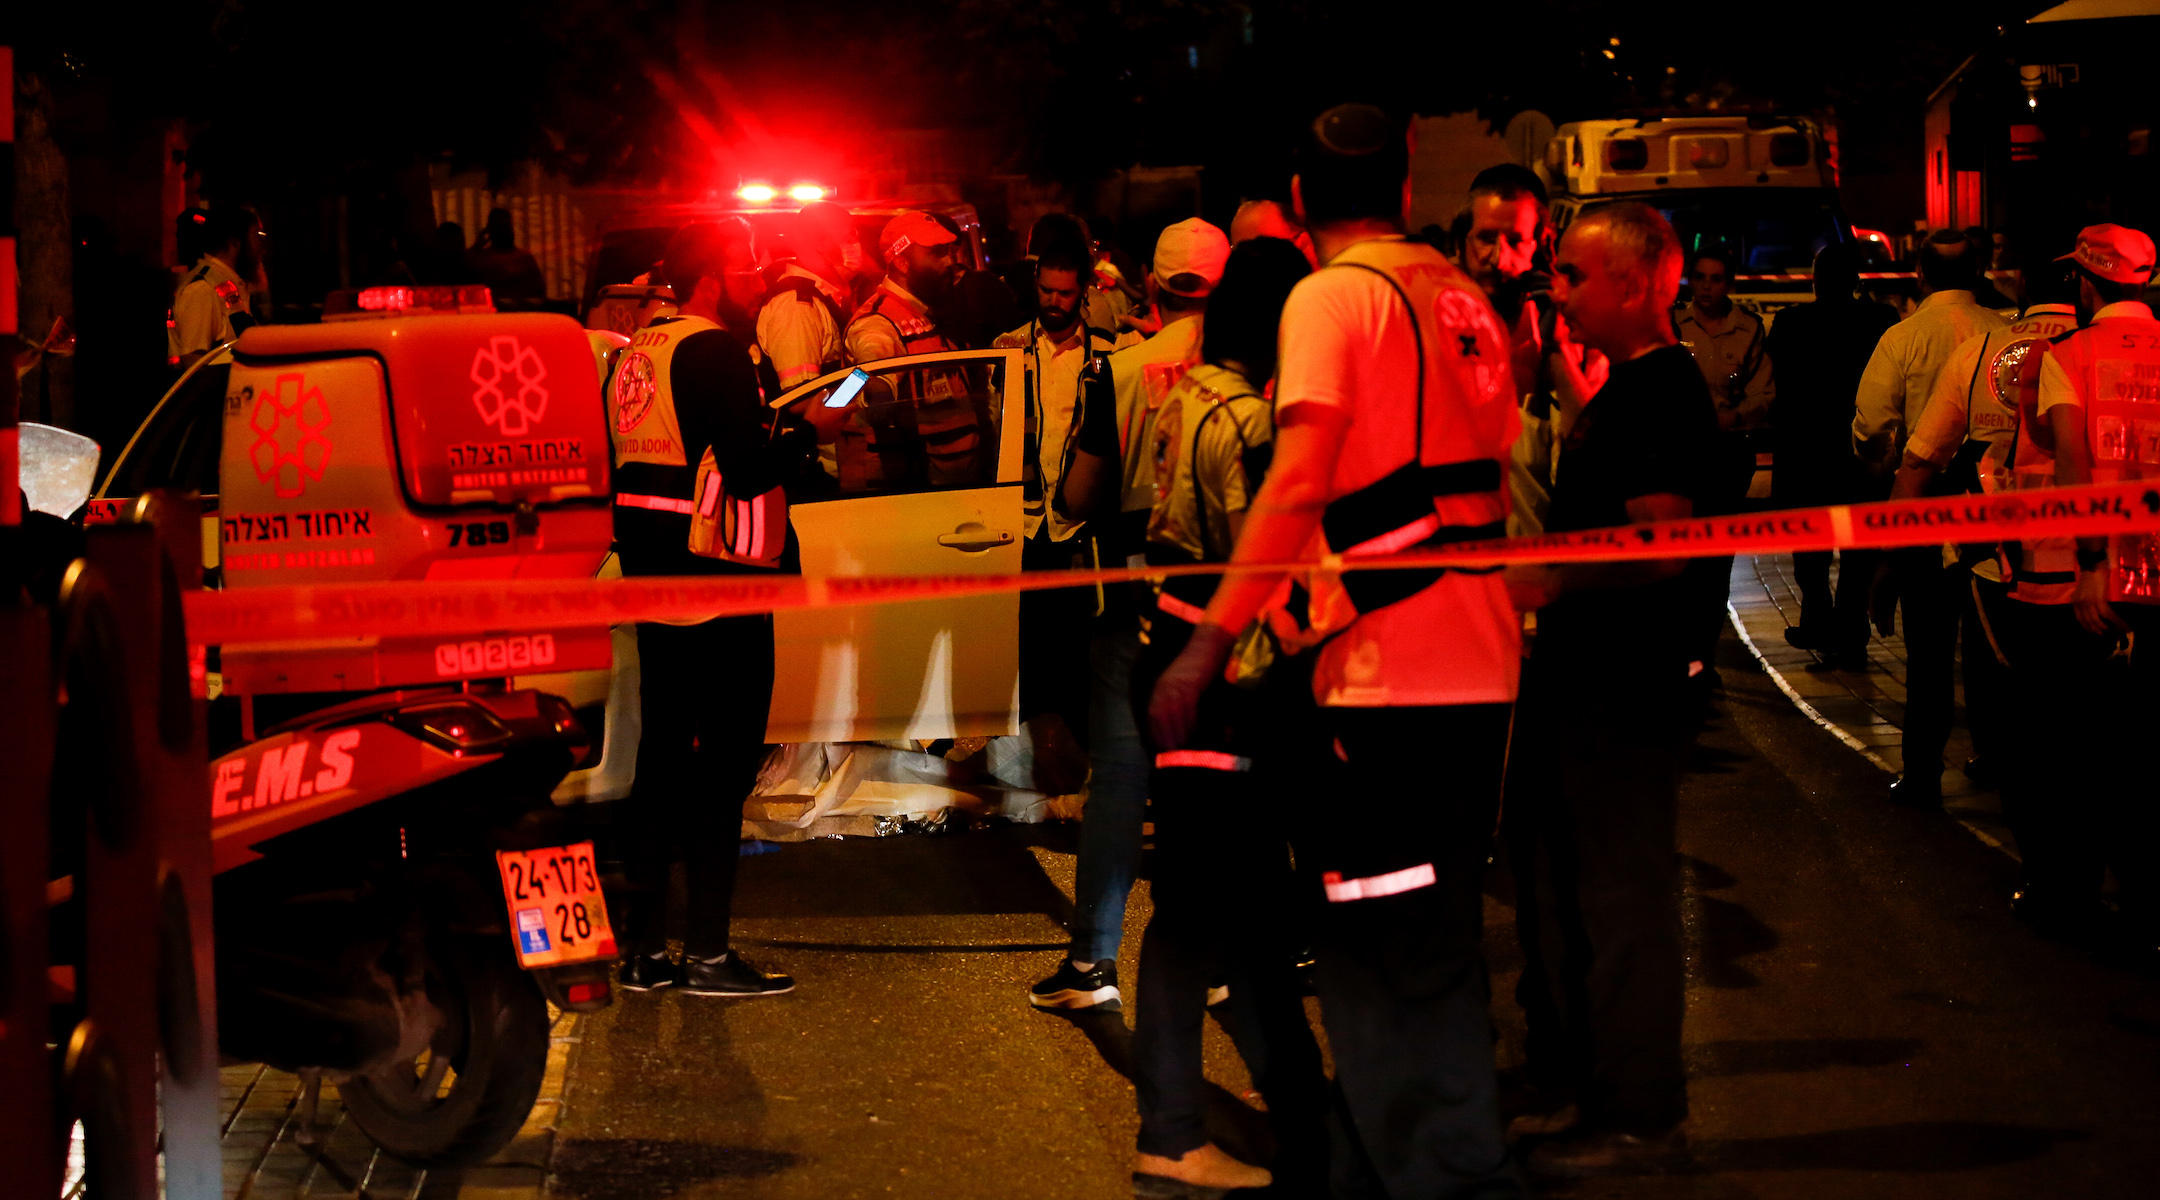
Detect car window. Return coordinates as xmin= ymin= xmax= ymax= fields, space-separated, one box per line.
xmin=110 ymin=364 xmax=230 ymax=498
xmin=1633 ymin=189 xmax=1846 ymax=275
xmin=800 ymin=358 xmax=1004 ymax=497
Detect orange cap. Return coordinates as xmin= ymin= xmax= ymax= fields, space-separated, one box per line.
xmin=2057 ymin=223 xmax=2157 ymax=285
xmin=879 ymin=212 xmax=958 ymax=262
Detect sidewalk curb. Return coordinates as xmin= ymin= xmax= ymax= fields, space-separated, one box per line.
xmin=1726 ymin=602 xmax=2021 ymax=863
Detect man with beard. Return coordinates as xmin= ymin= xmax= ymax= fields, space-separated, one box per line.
xmin=843 ymin=214 xmax=987 ymax=488
xmin=171 ymin=206 xmax=265 ymax=370
xmin=608 ymin=218 xmax=797 ymax=997
xmin=847 ymin=212 xmax=962 ymax=364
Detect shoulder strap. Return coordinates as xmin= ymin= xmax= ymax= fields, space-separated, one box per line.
xmin=1186 ymin=386 xmax=1265 ymax=562
xmin=777 ymin=275 xmax=846 ymax=328
xmin=1324 ymin=260 xmax=1427 ymax=467
xmin=1962 ymin=331 xmax=1991 ymax=441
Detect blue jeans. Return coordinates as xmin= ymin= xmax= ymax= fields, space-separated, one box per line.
xmin=1070 ymin=629 xmax=1149 ymax=965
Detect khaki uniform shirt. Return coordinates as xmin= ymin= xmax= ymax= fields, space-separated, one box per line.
xmin=756 ymin=265 xmax=851 ymax=389
xmin=1674 ymin=301 xmax=1774 ymax=432
xmin=1852 ymin=289 xmax=2009 ymax=461
xmin=170 ymin=254 xmax=251 ymax=361
xmin=1108 ymin=315 xmax=1205 ymax=529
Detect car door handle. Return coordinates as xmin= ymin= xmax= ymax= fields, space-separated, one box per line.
xmin=936 ymin=524 xmax=1015 ymax=552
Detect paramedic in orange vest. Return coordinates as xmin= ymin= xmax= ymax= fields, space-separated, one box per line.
xmin=1149 ymin=104 xmax=1526 ymax=1198
xmin=842 ymin=214 xmax=983 ymax=488
xmin=2037 ymin=222 xmax=2160 ymax=946
xmin=608 ymin=219 xmax=797 ymax=998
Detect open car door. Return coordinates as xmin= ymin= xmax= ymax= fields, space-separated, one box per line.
xmin=767 ymin=349 xmax=1026 ymax=743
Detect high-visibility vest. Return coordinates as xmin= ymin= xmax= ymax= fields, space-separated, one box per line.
xmin=2053 ymin=313 xmax=2160 ymax=604
xmin=1264 ymin=237 xmax=1513 ymax=651
xmin=846 ymin=284 xmax=983 ymax=489
xmin=1966 ymin=307 xmax=2078 ymax=604
xmin=608 ymin=315 xmax=786 ymax=569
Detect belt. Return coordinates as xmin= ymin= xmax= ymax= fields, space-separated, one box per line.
xmin=616 ymin=493 xmax=693 ymax=515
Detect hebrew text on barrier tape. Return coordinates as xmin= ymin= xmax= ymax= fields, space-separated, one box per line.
xmin=184 ymin=480 xmax=2160 ymax=646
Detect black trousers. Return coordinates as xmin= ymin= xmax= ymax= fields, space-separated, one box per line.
xmin=1129 ymin=629 xmax=1326 ymax=1180
xmin=1791 ymin=548 xmax=1882 ymax=653
xmin=1506 ymin=660 xmax=1690 ymax=1136
xmin=1997 ymin=597 xmax=2160 ymax=931
xmin=1019 ymin=529 xmax=1094 ymax=742
xmin=1961 ymin=573 xmax=2009 ymax=767
xmin=1295 ymin=702 xmax=1523 ymax=1199
xmin=621 ymin=614 xmax=775 ymax=958
xmin=1897 ymin=551 xmax=1962 ymax=783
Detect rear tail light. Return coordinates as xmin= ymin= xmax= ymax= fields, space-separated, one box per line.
xmin=1768 ymin=133 xmax=1811 ymax=167
xmin=1604 ymin=139 xmax=1649 ymax=171
xmin=325 ymin=285 xmax=494 ymax=321
xmin=387 ymin=701 xmax=515 ymax=755
xmin=566 ymin=980 xmax=609 ymax=1005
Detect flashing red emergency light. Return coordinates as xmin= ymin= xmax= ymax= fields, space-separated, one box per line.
xmin=325 ymin=285 xmax=495 ymax=321
xmin=737 ymin=182 xmax=830 ymax=205
xmin=1852 ymin=226 xmax=1890 ymax=245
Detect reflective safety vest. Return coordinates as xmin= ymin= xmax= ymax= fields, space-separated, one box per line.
xmin=608 ymin=315 xmax=786 ymax=569
xmin=1265 ymin=237 xmax=1512 ymax=651
xmin=846 ymin=284 xmax=983 ymax=489
xmin=1967 ymin=306 xmax=2079 ymax=604
xmin=2054 ymin=313 xmax=2160 ymax=603
xmin=1140 ymin=364 xmax=1278 ymax=686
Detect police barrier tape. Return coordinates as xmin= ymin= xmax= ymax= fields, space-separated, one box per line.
xmin=183 ymin=480 xmax=2160 ymax=646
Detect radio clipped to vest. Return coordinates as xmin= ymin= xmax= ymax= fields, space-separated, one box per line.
xmin=687 ymin=447 xmax=788 ymax=569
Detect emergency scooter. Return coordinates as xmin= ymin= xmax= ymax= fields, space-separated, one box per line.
xmin=82 ymin=285 xmax=632 ymax=1166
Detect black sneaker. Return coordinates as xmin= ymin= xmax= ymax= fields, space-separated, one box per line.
xmin=681 ymin=951 xmax=795 ymax=997
xmin=618 ymin=952 xmax=681 ymax=992
xmin=1029 ymin=959 xmax=1120 ymax=1011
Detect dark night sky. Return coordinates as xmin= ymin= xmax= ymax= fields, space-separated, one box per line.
xmin=21 ymin=0 xmax=2047 ymax=200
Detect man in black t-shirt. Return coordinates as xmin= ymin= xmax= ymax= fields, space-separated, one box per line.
xmin=1502 ymin=203 xmax=1717 ymax=1179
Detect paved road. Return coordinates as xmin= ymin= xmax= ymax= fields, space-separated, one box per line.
xmin=426 ymin=628 xmax=2160 ymax=1198
xmin=203 ymin=581 xmax=2160 ymax=1200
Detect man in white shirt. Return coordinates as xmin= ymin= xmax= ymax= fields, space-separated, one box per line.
xmin=1150 ymin=103 xmax=1525 ymax=1199
xmin=169 ymin=208 xmax=264 ymax=370
xmin=1854 ymin=230 xmax=2010 ymax=807
xmin=756 ymin=202 xmax=861 ymax=389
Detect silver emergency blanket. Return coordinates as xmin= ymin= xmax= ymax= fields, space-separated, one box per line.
xmin=18 ymin=423 xmax=100 ymax=518
xmin=741 ymin=717 xmax=1089 ymax=841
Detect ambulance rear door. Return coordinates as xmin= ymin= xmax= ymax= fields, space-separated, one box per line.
xmin=768 ymin=349 xmax=1025 ymax=743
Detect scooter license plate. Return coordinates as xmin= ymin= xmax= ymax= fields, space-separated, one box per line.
xmin=495 ymin=842 xmax=618 ymax=969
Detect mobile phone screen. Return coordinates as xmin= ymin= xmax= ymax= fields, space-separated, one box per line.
xmin=823 ymin=368 xmax=871 ymax=408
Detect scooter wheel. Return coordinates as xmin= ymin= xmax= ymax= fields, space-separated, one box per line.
xmin=338 ymin=935 xmax=549 ymax=1166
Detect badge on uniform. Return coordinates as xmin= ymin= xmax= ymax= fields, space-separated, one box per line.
xmin=216 ymin=279 xmax=244 ymax=311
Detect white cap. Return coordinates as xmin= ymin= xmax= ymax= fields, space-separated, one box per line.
xmin=1152 ymin=218 xmax=1232 ymax=297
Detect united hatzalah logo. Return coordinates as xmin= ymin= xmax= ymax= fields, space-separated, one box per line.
xmin=471 ymin=335 xmax=551 ymax=436
xmin=247 ymin=373 xmax=332 ymax=499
